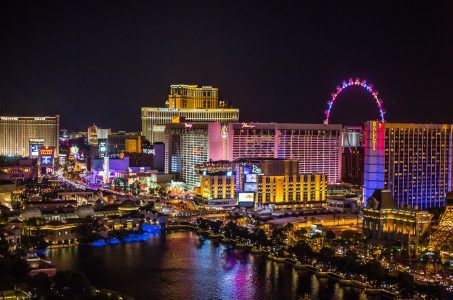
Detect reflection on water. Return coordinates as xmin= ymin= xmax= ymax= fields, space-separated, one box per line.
xmin=46 ymin=231 xmax=369 ymax=300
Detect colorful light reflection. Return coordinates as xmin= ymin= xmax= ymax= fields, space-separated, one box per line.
xmin=90 ymin=224 xmax=160 ymax=247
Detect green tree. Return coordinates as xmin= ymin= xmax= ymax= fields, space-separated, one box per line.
xmin=396 ymin=271 xmax=414 ymax=298
xmin=292 ymin=240 xmax=313 ymax=263
xmin=0 ymin=237 xmax=9 ymax=256
xmin=337 ymin=250 xmax=361 ymax=274
xmin=318 ymin=246 xmax=335 ymax=266
xmin=294 ymin=228 xmax=308 ymax=241
xmin=209 ymin=220 xmax=222 ymax=234
xmin=223 ymin=221 xmax=240 ymax=239
xmin=250 ymin=228 xmax=269 ymax=248
xmin=340 ymin=230 xmax=361 ymax=241
xmin=363 ymin=260 xmax=387 ymax=287
xmin=325 ymin=230 xmax=336 ymax=241
xmin=29 ymin=272 xmax=52 ymax=298
xmin=53 ymin=271 xmax=93 ymax=299
xmin=271 ymin=227 xmax=289 ymax=249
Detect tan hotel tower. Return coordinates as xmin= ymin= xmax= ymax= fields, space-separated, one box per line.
xmin=141 ymin=85 xmax=239 ymax=143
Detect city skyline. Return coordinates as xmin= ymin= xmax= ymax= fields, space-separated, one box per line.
xmin=1 ymin=1 xmax=452 ymax=130
xmin=0 ymin=3 xmax=452 ymax=298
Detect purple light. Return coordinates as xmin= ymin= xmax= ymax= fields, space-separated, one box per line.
xmin=323 ymin=77 xmax=386 ymax=125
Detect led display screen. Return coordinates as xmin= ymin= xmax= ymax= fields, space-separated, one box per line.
xmin=40 ymin=156 xmax=53 ymax=166
xmin=244 ymin=183 xmax=257 ymax=192
xmin=30 ymin=144 xmax=43 ymax=157
xmin=237 ymin=192 xmax=255 ymax=208
xmin=243 ymin=166 xmax=251 ymax=175
xmin=238 ymin=192 xmax=254 ymax=202
xmin=245 ymin=174 xmax=257 ymax=183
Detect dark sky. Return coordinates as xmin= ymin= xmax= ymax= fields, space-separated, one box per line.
xmin=0 ymin=1 xmax=451 ymax=131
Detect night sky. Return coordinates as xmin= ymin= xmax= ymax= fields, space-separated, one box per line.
xmin=0 ymin=1 xmax=451 ymax=131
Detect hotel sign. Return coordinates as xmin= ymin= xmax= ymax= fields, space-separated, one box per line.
xmin=370 ymin=121 xmax=384 ymax=152
xmin=241 ymin=122 xmax=255 ymax=129
xmin=371 ymin=121 xmax=377 ymax=151
xmin=39 ymin=146 xmax=55 ymax=166
xmin=39 ymin=148 xmax=54 ymax=156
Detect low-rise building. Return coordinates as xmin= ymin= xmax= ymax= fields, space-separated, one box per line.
xmin=0 ymin=227 xmax=21 ymax=251
xmin=363 ymin=189 xmax=432 ymax=256
xmin=326 ymin=196 xmax=358 ymax=213
xmin=195 ymin=159 xmax=327 ymax=210
xmin=57 ymin=191 xmax=96 ymax=205
xmin=41 ymin=220 xmax=78 ymax=248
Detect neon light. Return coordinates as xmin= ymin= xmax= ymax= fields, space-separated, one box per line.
xmin=241 ymin=122 xmax=255 ymax=129
xmin=323 ymin=78 xmax=386 ymax=124
xmin=371 ymin=121 xmax=377 ymax=151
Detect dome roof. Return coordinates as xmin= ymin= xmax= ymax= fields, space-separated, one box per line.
xmin=121 ymin=200 xmax=137 ymax=208
xmin=93 ymin=198 xmax=105 ymax=210
xmin=21 ymin=207 xmax=42 ymax=219
xmin=75 ymin=205 xmax=95 ymax=218
xmin=119 ymin=199 xmax=139 ymax=211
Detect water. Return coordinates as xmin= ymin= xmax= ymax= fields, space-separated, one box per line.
xmin=46 ymin=231 xmax=368 ymax=300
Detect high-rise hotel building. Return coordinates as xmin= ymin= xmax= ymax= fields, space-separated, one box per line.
xmin=164 ymin=122 xmax=343 ymax=188
xmin=141 ymin=85 xmax=239 ymax=143
xmin=212 ymin=123 xmax=343 ymax=183
xmin=164 ymin=123 xmax=210 ymax=188
xmin=364 ymin=121 xmax=452 ymax=209
xmin=0 ymin=116 xmax=60 ymax=157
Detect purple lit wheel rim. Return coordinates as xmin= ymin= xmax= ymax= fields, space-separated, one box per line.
xmin=323 ymin=78 xmax=386 ymax=125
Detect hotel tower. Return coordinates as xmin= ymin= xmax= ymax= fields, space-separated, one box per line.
xmin=364 ymin=121 xmax=452 ymax=209
xmin=141 ymin=85 xmax=239 ymax=143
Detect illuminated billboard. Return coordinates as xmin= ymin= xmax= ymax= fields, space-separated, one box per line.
xmin=40 ymin=156 xmax=53 ymax=165
xmin=244 ymin=182 xmax=257 ymax=192
xmin=245 ymin=174 xmax=257 ymax=183
xmin=29 ymin=138 xmax=44 ymax=158
xmin=243 ymin=165 xmax=251 ymax=175
xmin=238 ymin=192 xmax=255 ymax=208
xmin=98 ymin=142 xmax=108 ymax=157
xmin=39 ymin=147 xmax=55 ymax=166
xmin=70 ymin=145 xmax=79 ymax=154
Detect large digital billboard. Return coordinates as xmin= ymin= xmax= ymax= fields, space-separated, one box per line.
xmin=29 ymin=138 xmax=44 ymax=158
xmin=238 ymin=192 xmax=255 ymax=208
xmin=98 ymin=142 xmax=108 ymax=157
xmin=39 ymin=147 xmax=55 ymax=166
xmin=245 ymin=174 xmax=257 ymax=183
xmin=244 ymin=182 xmax=257 ymax=192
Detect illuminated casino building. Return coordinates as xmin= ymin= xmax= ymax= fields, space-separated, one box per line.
xmin=87 ymin=124 xmax=111 ymax=146
xmin=164 ymin=123 xmax=211 ymax=188
xmin=141 ymin=85 xmax=239 ymax=143
xmin=164 ymin=122 xmax=342 ymax=188
xmin=207 ymin=122 xmax=342 ymax=183
xmin=363 ymin=189 xmax=432 ymax=256
xmin=0 ymin=116 xmax=59 ymax=157
xmin=195 ymin=158 xmax=327 ymax=209
xmin=364 ymin=121 xmax=452 ymax=209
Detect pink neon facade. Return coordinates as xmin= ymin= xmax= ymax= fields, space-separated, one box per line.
xmin=207 ymin=123 xmax=343 ymax=184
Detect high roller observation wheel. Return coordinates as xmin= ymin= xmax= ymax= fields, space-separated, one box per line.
xmin=323 ymin=78 xmax=385 ymax=125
